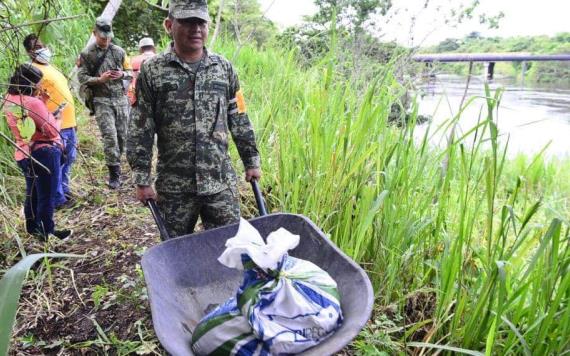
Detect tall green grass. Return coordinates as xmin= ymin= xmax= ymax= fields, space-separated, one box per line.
xmin=213 ymin=39 xmax=570 ymax=353
xmin=0 ymin=253 xmax=82 ymax=356
xmin=0 ymin=12 xmax=567 ymax=352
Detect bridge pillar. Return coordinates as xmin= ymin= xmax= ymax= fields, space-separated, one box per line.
xmin=487 ymin=62 xmax=495 ymax=80
xmin=521 ymin=61 xmax=527 ymax=86
xmin=422 ymin=62 xmax=436 ymax=78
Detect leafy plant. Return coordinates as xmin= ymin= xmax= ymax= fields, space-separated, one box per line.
xmin=0 ymin=253 xmax=83 ymax=355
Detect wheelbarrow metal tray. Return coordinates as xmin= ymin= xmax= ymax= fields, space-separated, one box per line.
xmin=142 ymin=213 xmax=374 ymax=356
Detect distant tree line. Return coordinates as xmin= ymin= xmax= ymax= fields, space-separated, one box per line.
xmin=81 ymin=0 xmax=276 ymax=52
xmin=425 ymin=32 xmax=570 ymax=85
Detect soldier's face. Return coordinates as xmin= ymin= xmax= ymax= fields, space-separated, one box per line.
xmin=166 ymin=17 xmax=208 ymax=53
xmin=94 ymin=31 xmax=112 ymax=49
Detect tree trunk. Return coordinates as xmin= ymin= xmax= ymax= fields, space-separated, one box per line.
xmin=209 ymin=0 xmax=225 ymax=48
xmin=84 ymin=0 xmax=124 ymax=48
xmin=70 ymin=0 xmax=123 ymax=104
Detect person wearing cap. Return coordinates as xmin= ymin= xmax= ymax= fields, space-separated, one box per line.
xmin=24 ymin=34 xmax=78 ymax=209
xmin=127 ymin=37 xmax=156 ymax=106
xmin=3 ymin=64 xmax=72 ymax=240
xmin=77 ymin=17 xmax=133 ymax=189
xmin=127 ymin=0 xmax=262 ymax=238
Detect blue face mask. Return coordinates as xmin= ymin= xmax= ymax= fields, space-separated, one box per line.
xmin=34 ymin=48 xmax=52 ymax=64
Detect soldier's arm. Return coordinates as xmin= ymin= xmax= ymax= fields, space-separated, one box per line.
xmin=227 ymin=64 xmax=260 ymax=170
xmin=127 ymin=63 xmax=155 ymax=186
xmin=76 ymin=53 xmax=101 ymax=87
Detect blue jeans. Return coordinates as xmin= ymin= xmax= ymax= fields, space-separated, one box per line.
xmin=17 ymin=159 xmax=38 ymax=234
xmin=55 ymin=128 xmax=77 ymax=205
xmin=26 ymin=146 xmax=62 ymax=235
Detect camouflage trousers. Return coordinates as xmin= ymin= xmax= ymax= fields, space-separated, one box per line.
xmin=157 ymin=186 xmax=240 ymax=238
xmin=93 ymin=96 xmax=130 ymax=167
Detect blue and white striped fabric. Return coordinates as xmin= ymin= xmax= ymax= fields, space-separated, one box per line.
xmin=191 ymin=298 xmax=267 ymax=355
xmin=191 ymin=219 xmax=343 ymax=355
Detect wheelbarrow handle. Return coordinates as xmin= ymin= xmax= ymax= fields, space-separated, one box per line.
xmin=147 ymin=182 xmax=266 ymax=241
xmin=250 ymin=179 xmax=268 ymax=216
xmin=147 ymin=199 xmax=170 ymax=241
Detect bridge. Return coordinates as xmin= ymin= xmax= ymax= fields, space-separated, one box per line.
xmin=412 ymin=53 xmax=570 ymax=82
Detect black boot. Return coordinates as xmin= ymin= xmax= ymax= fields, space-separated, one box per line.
xmin=108 ymin=165 xmax=121 ymax=189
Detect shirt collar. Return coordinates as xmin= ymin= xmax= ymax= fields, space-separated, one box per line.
xmin=165 ymin=42 xmax=214 ymax=68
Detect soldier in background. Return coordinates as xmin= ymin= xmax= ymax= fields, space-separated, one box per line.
xmin=127 ymin=0 xmax=261 ymax=238
xmin=128 ymin=37 xmax=157 ymax=106
xmin=77 ymin=17 xmax=132 ymax=189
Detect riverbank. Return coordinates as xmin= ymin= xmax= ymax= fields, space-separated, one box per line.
xmin=2 ymin=40 xmax=569 ymax=354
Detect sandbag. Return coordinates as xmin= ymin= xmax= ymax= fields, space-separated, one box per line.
xmin=191 ymin=218 xmax=343 ymax=355
xmin=191 ymin=298 xmax=264 ymax=355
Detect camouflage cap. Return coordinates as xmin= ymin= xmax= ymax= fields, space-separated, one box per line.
xmin=95 ymin=17 xmax=114 ymax=38
xmin=169 ymin=0 xmax=210 ymax=22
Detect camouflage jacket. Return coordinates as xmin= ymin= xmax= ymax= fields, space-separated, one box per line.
xmin=77 ymin=43 xmax=132 ymax=98
xmin=127 ymin=47 xmax=260 ymax=195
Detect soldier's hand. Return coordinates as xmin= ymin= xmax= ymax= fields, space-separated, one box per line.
xmin=109 ymin=70 xmax=123 ymax=79
xmin=245 ymin=168 xmax=261 ymax=182
xmin=99 ymin=71 xmax=114 ymax=83
xmin=136 ymin=185 xmax=157 ymax=204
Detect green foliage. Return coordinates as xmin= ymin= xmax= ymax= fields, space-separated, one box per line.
xmin=136 ymin=0 xmax=278 ymax=50
xmin=0 ymin=1 xmax=569 ymax=354
xmin=427 ymin=32 xmax=570 ymax=84
xmin=311 ymin=0 xmax=392 ymax=31
xmin=0 ymin=253 xmax=82 ymax=355
xmin=92 ymin=284 xmax=110 ymax=308
xmin=214 ymin=0 xmax=277 ymax=47
xmin=276 ymin=0 xmax=397 ymax=68
xmin=436 ymin=38 xmax=461 ymax=52
xmin=211 ymin=38 xmax=570 ymax=354
xmin=16 ymin=117 xmax=36 ymax=143
xmin=80 ymin=0 xmax=167 ymax=51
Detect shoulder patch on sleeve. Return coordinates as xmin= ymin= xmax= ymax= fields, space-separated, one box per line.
xmin=236 ymin=90 xmax=246 ymax=114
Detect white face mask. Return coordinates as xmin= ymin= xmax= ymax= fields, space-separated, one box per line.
xmin=34 ymin=48 xmax=52 ymax=64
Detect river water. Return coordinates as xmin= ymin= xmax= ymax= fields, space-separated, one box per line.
xmin=416 ymin=74 xmax=570 ymax=159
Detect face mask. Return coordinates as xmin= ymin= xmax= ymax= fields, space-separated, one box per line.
xmin=34 ymin=48 xmax=52 ymax=64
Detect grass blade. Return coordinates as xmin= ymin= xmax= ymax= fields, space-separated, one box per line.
xmin=0 ymin=253 xmax=83 ymax=355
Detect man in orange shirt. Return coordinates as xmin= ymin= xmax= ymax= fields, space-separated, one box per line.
xmin=24 ymin=34 xmax=77 ymax=208
xmin=127 ymin=37 xmax=156 ymax=106
xmin=3 ymin=64 xmax=72 ymax=240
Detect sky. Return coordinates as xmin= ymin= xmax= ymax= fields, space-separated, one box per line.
xmin=258 ymin=0 xmax=569 ymax=46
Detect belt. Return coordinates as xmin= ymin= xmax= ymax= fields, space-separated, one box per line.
xmin=32 ymin=140 xmax=62 ymax=150
xmin=94 ymin=93 xmax=125 ymax=98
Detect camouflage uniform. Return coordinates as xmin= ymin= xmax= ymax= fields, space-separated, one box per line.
xmin=127 ymin=46 xmax=260 ymax=237
xmin=77 ymin=43 xmax=132 ymax=167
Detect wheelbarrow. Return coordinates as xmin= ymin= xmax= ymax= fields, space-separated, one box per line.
xmin=141 ymin=181 xmax=374 ymax=355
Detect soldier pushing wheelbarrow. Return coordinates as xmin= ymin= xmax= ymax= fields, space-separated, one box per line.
xmin=127 ymin=0 xmax=261 ymax=238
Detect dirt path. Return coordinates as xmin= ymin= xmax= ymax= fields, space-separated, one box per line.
xmin=11 ymin=178 xmax=162 ymax=355
xmin=5 ymin=117 xmax=163 ymax=355
xmin=2 ymin=116 xmax=405 ymax=355
xmin=4 ymin=115 xmax=262 ymax=355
